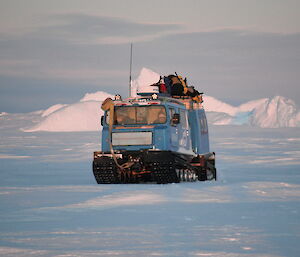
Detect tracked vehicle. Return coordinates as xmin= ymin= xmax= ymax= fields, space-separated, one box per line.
xmin=93 ymin=74 xmax=216 ymax=184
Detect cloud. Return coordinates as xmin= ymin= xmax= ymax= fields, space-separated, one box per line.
xmin=0 ymin=62 xmax=127 ymax=84
xmin=0 ymin=154 xmax=31 ymax=159
xmin=0 ymin=13 xmax=182 ymax=83
xmin=1 ymin=18 xmax=300 ymax=112
xmin=135 ymin=30 xmax=300 ymax=102
xmin=55 ymin=13 xmax=182 ymax=44
xmin=1 ymin=13 xmax=183 ymax=45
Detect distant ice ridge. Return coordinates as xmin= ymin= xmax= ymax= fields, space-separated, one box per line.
xmin=80 ymin=91 xmax=113 ymax=102
xmin=131 ymin=67 xmax=160 ymax=97
xmin=21 ymin=68 xmax=299 ymax=132
xmin=42 ymin=104 xmax=67 ymax=117
xmin=23 ymin=91 xmax=113 ymax=132
xmin=24 ymin=93 xmax=299 ymax=132
xmin=0 ymin=112 xmax=8 ymax=117
xmin=205 ymin=95 xmax=300 ymax=128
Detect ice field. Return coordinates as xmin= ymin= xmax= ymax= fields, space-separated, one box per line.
xmin=0 ymin=113 xmax=300 ymax=257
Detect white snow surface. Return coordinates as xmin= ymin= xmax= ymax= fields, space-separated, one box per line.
xmin=19 ymin=68 xmax=300 ymax=131
xmin=0 ymin=118 xmax=299 ymax=256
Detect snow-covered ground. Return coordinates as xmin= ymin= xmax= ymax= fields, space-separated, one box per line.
xmin=0 ymin=111 xmax=299 ymax=256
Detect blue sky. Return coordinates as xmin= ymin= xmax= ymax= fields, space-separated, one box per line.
xmin=0 ymin=0 xmax=299 ymax=112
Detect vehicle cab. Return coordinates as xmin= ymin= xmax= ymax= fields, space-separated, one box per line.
xmin=101 ymin=94 xmax=209 ymax=157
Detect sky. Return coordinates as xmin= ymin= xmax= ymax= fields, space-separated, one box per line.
xmin=0 ymin=0 xmax=299 ymax=112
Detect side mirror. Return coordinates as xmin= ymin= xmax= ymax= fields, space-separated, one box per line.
xmin=101 ymin=116 xmax=104 ymax=126
xmin=171 ymin=113 xmax=180 ymax=125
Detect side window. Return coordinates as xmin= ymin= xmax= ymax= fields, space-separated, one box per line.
xmin=105 ymin=111 xmax=110 ymax=124
xmin=180 ymin=109 xmax=188 ymax=129
xmin=169 ymin=108 xmax=175 ymax=122
xmin=200 ymin=112 xmax=208 ymax=134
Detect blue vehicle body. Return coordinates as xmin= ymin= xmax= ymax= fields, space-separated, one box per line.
xmin=93 ymin=94 xmax=216 ymax=184
xmin=101 ymin=98 xmax=210 ymax=156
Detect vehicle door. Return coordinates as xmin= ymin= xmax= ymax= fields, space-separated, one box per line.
xmin=169 ymin=107 xmax=179 ymax=148
xmin=179 ymin=109 xmax=191 ymax=151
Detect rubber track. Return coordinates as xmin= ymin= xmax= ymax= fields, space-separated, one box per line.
xmin=93 ymin=159 xmax=119 ymax=184
xmin=150 ymin=161 xmax=180 ymax=184
xmin=93 ymin=155 xmax=202 ymax=184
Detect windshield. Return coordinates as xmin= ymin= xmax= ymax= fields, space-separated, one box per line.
xmin=113 ymin=106 xmax=167 ymax=125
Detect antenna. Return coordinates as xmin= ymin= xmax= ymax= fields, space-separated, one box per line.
xmin=129 ymin=43 xmax=133 ymax=97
